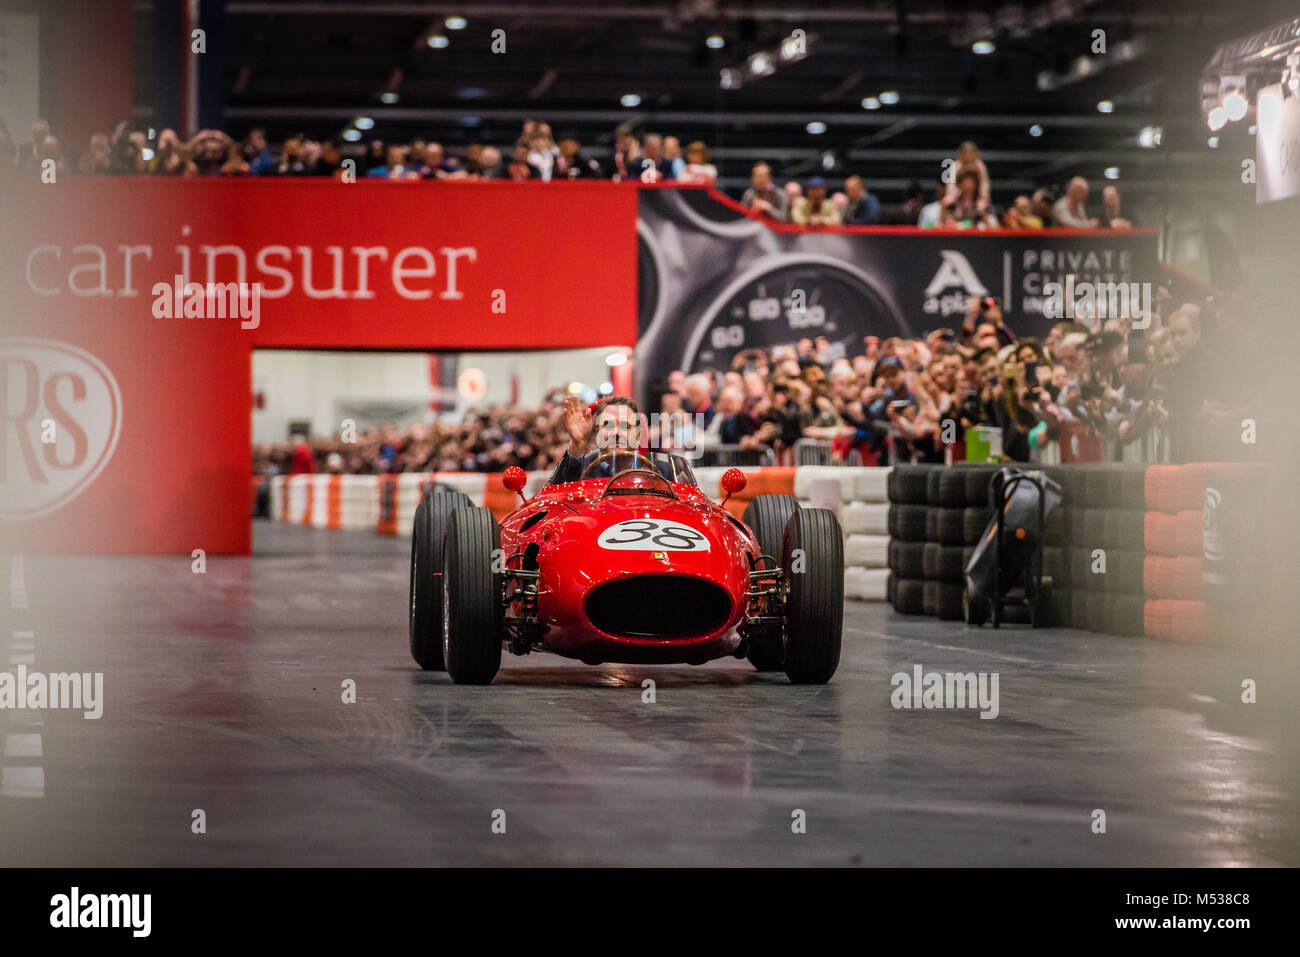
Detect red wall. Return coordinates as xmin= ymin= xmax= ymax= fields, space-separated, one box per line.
xmin=0 ymin=180 xmax=639 ymax=553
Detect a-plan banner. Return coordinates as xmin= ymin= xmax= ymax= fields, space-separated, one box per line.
xmin=0 ymin=179 xmax=637 ymax=553
xmin=634 ymin=189 xmax=1159 ymax=403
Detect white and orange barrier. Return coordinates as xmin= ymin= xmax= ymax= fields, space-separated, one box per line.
xmin=791 ymin=465 xmax=892 ymax=601
xmin=268 ymin=465 xmax=894 ymax=601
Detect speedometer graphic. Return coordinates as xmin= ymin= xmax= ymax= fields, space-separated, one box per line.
xmin=680 ymin=256 xmax=910 ymax=373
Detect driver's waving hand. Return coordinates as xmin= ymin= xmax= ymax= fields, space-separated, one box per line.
xmin=551 ymin=395 xmax=662 ymax=483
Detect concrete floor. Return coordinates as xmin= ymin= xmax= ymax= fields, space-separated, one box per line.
xmin=1 ymin=522 xmax=1296 ymax=866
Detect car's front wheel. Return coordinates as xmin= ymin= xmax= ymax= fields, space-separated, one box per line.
xmin=743 ymin=493 xmax=800 ymax=671
xmin=442 ymin=506 xmax=503 ymax=685
xmin=782 ymin=507 xmax=843 ymax=684
xmin=409 ymin=490 xmax=472 ymax=670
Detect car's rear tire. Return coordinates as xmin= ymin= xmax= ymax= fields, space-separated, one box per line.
xmin=782 ymin=507 xmax=843 ymax=684
xmin=742 ymin=493 xmax=800 ymax=671
xmin=441 ymin=506 xmax=503 ymax=685
xmin=409 ymin=490 xmax=473 ymax=670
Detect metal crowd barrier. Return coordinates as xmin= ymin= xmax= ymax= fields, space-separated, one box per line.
xmin=793 ymin=438 xmax=835 ymax=466
xmin=696 ymin=445 xmax=777 ymax=467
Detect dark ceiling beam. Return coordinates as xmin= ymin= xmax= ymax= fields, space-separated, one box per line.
xmin=226 ymin=3 xmax=1238 ymax=29
xmin=223 ymin=106 xmax=1209 ymax=128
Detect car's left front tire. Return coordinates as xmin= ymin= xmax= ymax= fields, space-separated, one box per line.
xmin=742 ymin=493 xmax=800 ymax=671
xmin=442 ymin=506 xmax=503 ymax=685
xmin=409 ymin=490 xmax=472 ymax=670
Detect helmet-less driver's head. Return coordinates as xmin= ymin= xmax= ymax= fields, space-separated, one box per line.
xmin=592 ymin=396 xmax=643 ymax=451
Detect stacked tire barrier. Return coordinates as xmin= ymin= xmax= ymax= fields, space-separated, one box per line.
xmin=883 ymin=460 xmax=1265 ymax=641
xmin=886 ymin=464 xmax=1000 ymax=619
xmin=1052 ymin=464 xmax=1149 ymax=636
xmin=1141 ymin=463 xmax=1261 ymax=642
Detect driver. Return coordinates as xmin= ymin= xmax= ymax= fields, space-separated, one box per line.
xmin=551 ymin=395 xmax=670 ymax=483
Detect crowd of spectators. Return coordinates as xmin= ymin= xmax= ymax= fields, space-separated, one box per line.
xmin=255 ymin=389 xmax=574 ymax=479
xmin=257 ymin=285 xmax=1258 ymax=479
xmin=2 ymin=116 xmax=1136 ymax=230
xmin=647 ymin=286 xmax=1255 ymax=467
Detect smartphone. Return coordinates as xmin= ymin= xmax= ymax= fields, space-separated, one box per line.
xmin=1023 ymin=361 xmax=1039 ymax=382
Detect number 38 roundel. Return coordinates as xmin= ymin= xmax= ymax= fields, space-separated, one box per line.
xmin=597 ymin=519 xmax=710 ymax=552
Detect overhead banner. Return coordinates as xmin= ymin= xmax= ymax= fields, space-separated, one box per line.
xmin=1256 ymin=83 xmax=1300 ymax=205
xmin=0 ymin=179 xmax=637 ymax=553
xmin=635 ymin=189 xmax=1160 ymax=397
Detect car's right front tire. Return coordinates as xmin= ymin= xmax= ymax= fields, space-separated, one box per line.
xmin=442 ymin=506 xmax=503 ymax=685
xmin=409 ymin=489 xmax=473 ymax=671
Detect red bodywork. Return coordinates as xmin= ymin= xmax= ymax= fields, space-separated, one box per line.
xmin=499 ymin=477 xmax=761 ymax=665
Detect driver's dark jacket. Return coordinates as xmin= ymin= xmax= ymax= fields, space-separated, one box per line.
xmin=549 ymin=449 xmax=672 ymax=485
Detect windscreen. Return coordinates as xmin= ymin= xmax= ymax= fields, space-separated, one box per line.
xmin=546 ymin=450 xmax=698 ymax=487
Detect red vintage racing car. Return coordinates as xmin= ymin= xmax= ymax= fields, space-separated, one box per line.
xmin=408 ymin=451 xmax=844 ymax=685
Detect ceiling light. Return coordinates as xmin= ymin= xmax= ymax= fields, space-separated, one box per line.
xmin=354 ymin=116 xmax=375 ymax=131
xmin=861 ymin=96 xmax=881 ymax=110
xmin=972 ymin=40 xmax=996 ymax=55
xmin=879 ymin=90 xmax=900 ymax=105
xmin=720 ymin=69 xmax=740 ymax=90
xmin=1029 ymin=124 xmax=1043 ymax=137
xmin=342 ymin=129 xmax=362 ymax=142
xmin=380 ymin=92 xmax=399 ymax=104
xmin=749 ymin=52 xmax=774 ymax=76
xmin=779 ymin=32 xmax=806 ymax=61
xmin=620 ymin=93 xmax=642 ymax=107
xmin=1207 ymin=106 xmax=1227 ymax=131
xmin=806 ymin=121 xmax=827 ymax=134
xmin=427 ymin=34 xmax=449 ymax=49
xmin=605 ymin=352 xmax=628 ymax=367
xmin=1097 ymin=99 xmax=1114 ymax=113
xmin=706 ymin=34 xmax=725 ymax=49
xmin=1104 ymin=167 xmax=1120 ymax=180
xmin=444 ymin=16 xmax=467 ymax=30
xmin=1223 ymin=90 xmax=1249 ymax=121
xmin=1207 ymin=136 xmax=1219 ymax=148
xmin=1137 ymin=125 xmax=1162 ymax=148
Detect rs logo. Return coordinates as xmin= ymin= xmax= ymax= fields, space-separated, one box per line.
xmin=1 ymin=339 xmax=122 ymax=519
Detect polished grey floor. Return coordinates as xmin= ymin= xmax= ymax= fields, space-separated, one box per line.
xmin=1 ymin=523 xmax=1296 ymax=866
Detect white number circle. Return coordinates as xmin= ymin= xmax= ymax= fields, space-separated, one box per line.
xmin=597 ymin=519 xmax=710 ymax=551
